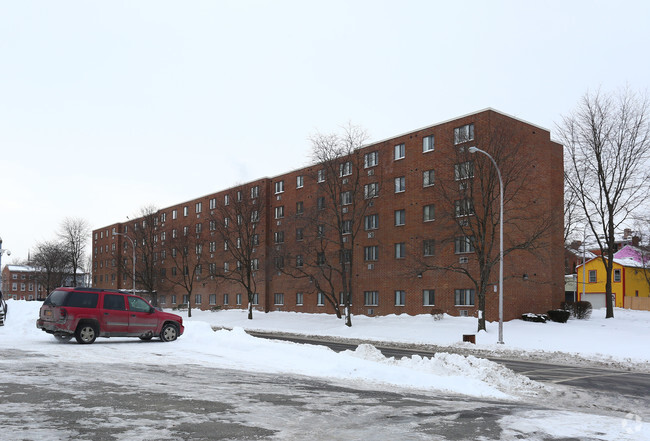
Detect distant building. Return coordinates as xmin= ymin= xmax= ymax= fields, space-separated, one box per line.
xmin=1 ymin=265 xmax=90 ymax=300
xmin=92 ymin=109 xmax=565 ymax=320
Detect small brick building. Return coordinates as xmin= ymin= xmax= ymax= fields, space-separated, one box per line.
xmin=92 ymin=109 xmax=564 ymax=321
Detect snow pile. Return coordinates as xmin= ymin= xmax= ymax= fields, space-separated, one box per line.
xmin=1 ymin=300 xmax=545 ymax=399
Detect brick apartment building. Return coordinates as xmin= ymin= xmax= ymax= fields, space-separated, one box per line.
xmin=92 ymin=109 xmax=564 ymax=321
xmin=2 ymin=265 xmax=45 ymax=300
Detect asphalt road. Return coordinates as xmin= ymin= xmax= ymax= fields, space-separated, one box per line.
xmin=248 ymin=332 xmax=650 ymax=399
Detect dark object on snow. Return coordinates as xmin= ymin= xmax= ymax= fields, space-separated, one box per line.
xmin=430 ymin=308 xmax=444 ymax=321
xmin=547 ymin=309 xmax=570 ymax=323
xmin=521 ymin=313 xmax=547 ymax=323
xmin=562 ymin=301 xmax=592 ymax=320
xmin=462 ymin=334 xmax=476 ymax=344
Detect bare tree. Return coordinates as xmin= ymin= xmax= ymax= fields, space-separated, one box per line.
xmin=58 ymin=217 xmax=90 ymax=286
xmin=30 ymin=241 xmax=69 ymax=294
xmin=559 ymin=88 xmax=650 ymax=318
xmin=564 ymin=167 xmax=586 ymax=245
xmin=161 ymin=218 xmax=208 ymax=318
xmin=209 ymin=184 xmax=265 ymax=320
xmin=414 ymin=123 xmax=555 ymax=332
xmin=130 ymin=205 xmax=163 ymax=305
xmin=282 ymin=124 xmax=373 ymax=327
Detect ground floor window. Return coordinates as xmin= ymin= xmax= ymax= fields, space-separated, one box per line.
xmin=159 ymin=295 xmax=166 ymax=305
xmin=395 ymin=290 xmax=405 ymax=306
xmin=252 ymin=293 xmax=259 ymax=305
xmin=195 ymin=294 xmax=202 ymax=305
xmin=223 ymin=294 xmax=229 ymax=305
xmin=209 ymin=294 xmax=216 ymax=305
xmin=364 ymin=291 xmax=379 ymax=306
xmin=236 ymin=294 xmax=242 ymax=305
xmin=296 ymin=293 xmax=303 ymax=306
xmin=455 ymin=289 xmax=475 ymax=306
xmin=274 ymin=293 xmax=284 ymax=305
xmin=423 ymin=289 xmax=435 ymax=306
xmin=171 ymin=295 xmax=177 ymax=304
xmin=317 ymin=292 xmax=325 ymax=306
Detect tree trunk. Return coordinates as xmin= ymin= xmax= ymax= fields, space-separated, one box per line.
xmin=345 ymin=306 xmax=352 ymax=327
xmin=477 ymin=290 xmax=487 ymax=332
xmin=248 ymin=302 xmax=253 ymax=320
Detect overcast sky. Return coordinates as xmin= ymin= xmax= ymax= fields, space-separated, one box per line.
xmin=1 ymin=0 xmax=649 ymax=263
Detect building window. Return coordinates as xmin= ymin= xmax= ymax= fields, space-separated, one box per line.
xmin=423 ymin=169 xmax=435 ymax=187
xmin=195 ymin=294 xmax=202 ymax=305
xmin=395 ymin=290 xmax=406 ymax=306
xmin=236 ymin=294 xmax=242 ymax=305
xmin=364 ymin=151 xmax=378 ymax=168
xmin=222 ymin=294 xmax=228 ymax=305
xmin=183 ymin=226 xmax=189 ymax=236
xmin=236 ymin=190 xmax=242 ymax=202
xmin=252 ymin=293 xmax=259 ymax=305
xmin=251 ymin=259 xmax=259 ymax=271
xmin=423 ymin=239 xmax=435 ymax=257
xmin=274 ymin=256 xmax=284 ymax=270
xmin=274 ymin=231 xmax=285 ymax=244
xmin=454 ymin=161 xmax=474 ymax=181
xmin=364 ymin=246 xmax=378 ymax=262
xmin=341 ymin=191 xmax=352 ymax=205
xmin=364 ymin=214 xmax=379 ymax=230
xmin=423 ymin=289 xmax=435 ymax=306
xmin=340 ymin=161 xmax=352 ymax=177
xmin=252 ymin=234 xmax=259 ymax=246
xmin=274 ymin=293 xmax=284 ymax=305
xmin=296 ymin=201 xmax=304 ymax=215
xmin=317 ymin=225 xmax=325 ymax=238
xmin=394 ymin=143 xmax=405 ymax=160
xmin=614 ymin=269 xmax=621 ymax=282
xmin=454 ymin=123 xmax=475 ymax=144
xmin=209 ymin=198 xmax=216 ymax=210
xmin=318 ymin=169 xmax=326 ymax=183
xmin=317 ymin=252 xmax=325 ymax=266
xmin=423 ymin=204 xmax=435 ymax=222
xmin=183 ymin=206 xmax=189 ymax=217
xmin=589 ymin=270 xmax=597 ymax=283
xmin=224 ymin=262 xmax=230 ymax=272
xmin=364 ymin=182 xmax=379 ymax=199
xmin=317 ymin=292 xmax=325 ymax=306
xmin=455 ymin=199 xmax=474 ymax=217
xmin=364 ymin=291 xmax=379 ymax=306
xmin=297 ymin=175 xmax=304 ymax=188
xmin=196 ymin=202 xmax=202 ymax=213
xmin=251 ymin=186 xmax=259 ymax=199
xmin=341 ymin=220 xmax=352 ymax=235
xmin=455 ymin=236 xmax=475 ymax=253
xmin=455 ymin=289 xmax=475 ymax=306
xmin=251 ymin=210 xmax=259 ymax=223
xmin=275 ymin=206 xmax=284 ymax=219
xmin=394 ymin=176 xmax=405 ymax=193
xmin=172 ymin=209 xmax=177 ymax=220
xmin=296 ymin=228 xmax=304 ymax=241
xmin=395 ymin=242 xmax=405 ymax=259
xmin=394 ymin=209 xmax=405 ymax=226
xmin=422 ymin=135 xmax=434 ymax=152
xmin=275 ymin=180 xmax=285 ymax=194
xmin=195 ymin=223 xmax=202 ymax=234
xmin=171 ymin=295 xmax=177 ymax=304
xmin=296 ymin=293 xmax=303 ymax=306
xmin=224 ymin=194 xmax=230 ymax=205
xmin=317 ymin=197 xmax=326 ymax=210
xmin=296 ymin=255 xmax=304 ymax=267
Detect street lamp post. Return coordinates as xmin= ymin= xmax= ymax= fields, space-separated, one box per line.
xmin=112 ymin=232 xmax=136 ymax=295
xmin=468 ymin=147 xmax=504 ymax=344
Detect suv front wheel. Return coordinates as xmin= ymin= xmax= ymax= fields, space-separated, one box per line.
xmin=75 ymin=322 xmax=98 ymax=344
xmin=160 ymin=323 xmax=178 ymax=342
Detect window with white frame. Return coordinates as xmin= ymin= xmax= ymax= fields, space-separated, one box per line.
xmin=395 ymin=242 xmax=405 ymax=259
xmin=423 ymin=204 xmax=435 ymax=222
xmin=236 ymin=294 xmax=242 ymax=305
xmin=364 ymin=151 xmax=378 ymax=168
xmin=454 ymin=123 xmax=474 ymax=144
xmin=296 ymin=228 xmax=304 ymax=241
xmin=341 ymin=219 xmax=352 ymax=235
xmin=422 ymin=135 xmax=434 ymax=152
xmin=394 ymin=176 xmax=405 ymax=193
xmin=237 ymin=190 xmax=242 ymax=202
xmin=395 ymin=209 xmax=405 ymax=226
xmin=454 ymin=161 xmax=474 ymax=180
xmin=364 ymin=182 xmax=379 ymax=199
xmin=395 ymin=290 xmax=406 ymax=306
xmin=364 ymin=214 xmax=378 ymax=230
xmin=423 ymin=169 xmax=435 ymax=187
xmin=172 ymin=209 xmax=178 ymax=220
xmin=195 ymin=294 xmax=202 ymax=305
xmin=222 ymin=294 xmax=228 ymax=305
xmin=317 ymin=292 xmax=325 ymax=306
xmin=196 ymin=202 xmax=202 ymax=213
xmin=341 ymin=191 xmax=352 ymax=205
xmin=455 ymin=288 xmax=475 ymax=306
xmin=296 ymin=292 xmax=304 ymax=306
xmin=364 ymin=291 xmax=379 ymax=306
xmin=588 ymin=270 xmax=597 ymax=283
xmin=296 ymin=201 xmax=304 ymax=214
xmin=296 ymin=255 xmax=303 ymax=267
xmin=392 ymin=143 xmax=404 ymax=161
xmin=274 ymin=293 xmax=284 ymax=305
xmin=183 ymin=206 xmax=188 ymax=217
xmin=423 ymin=289 xmax=435 ymax=306
xmin=317 ymin=197 xmax=325 ymax=210
xmin=274 ymin=231 xmax=284 ymax=244
xmin=275 ymin=180 xmax=284 ymax=194
xmin=614 ymin=269 xmax=621 ymax=282
xmin=224 ymin=194 xmax=230 ymax=205
xmin=455 ymin=236 xmax=475 ymax=253
xmin=364 ymin=246 xmax=378 ymax=261
xmin=275 ymin=206 xmax=284 ymax=219
xmin=340 ymin=161 xmax=352 ymax=177
xmin=317 ymin=169 xmax=325 ymax=183
xmin=209 ymin=198 xmax=217 ymax=209
xmin=251 ymin=258 xmax=259 ymax=271
xmin=251 ymin=186 xmax=259 ymax=199
xmin=455 ymin=199 xmax=474 ymax=217
xmin=423 ymin=239 xmax=435 ymax=257
xmin=296 ymin=175 xmax=304 ymax=188
xmin=252 ymin=293 xmax=259 ymax=305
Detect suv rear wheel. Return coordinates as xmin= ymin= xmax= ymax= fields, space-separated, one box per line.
xmin=54 ymin=334 xmax=73 ymax=342
xmin=160 ymin=323 xmax=178 ymax=342
xmin=75 ymin=322 xmax=98 ymax=344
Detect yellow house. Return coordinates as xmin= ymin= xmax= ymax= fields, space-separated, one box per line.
xmin=576 ymin=250 xmax=650 ymax=309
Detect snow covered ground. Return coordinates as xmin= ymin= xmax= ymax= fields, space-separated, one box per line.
xmin=178 ymin=305 xmax=650 ymax=369
xmin=2 ymin=300 xmax=650 ymax=440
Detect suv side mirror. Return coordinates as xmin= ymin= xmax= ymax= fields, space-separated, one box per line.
xmin=149 ymin=306 xmax=155 ymax=314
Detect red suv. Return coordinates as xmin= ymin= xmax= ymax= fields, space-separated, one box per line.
xmin=37 ymin=287 xmax=184 ymax=344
